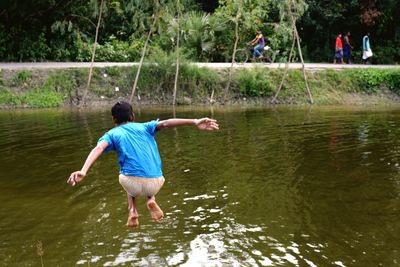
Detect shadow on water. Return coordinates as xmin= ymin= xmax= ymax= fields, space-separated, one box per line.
xmin=0 ymin=106 xmax=400 ymax=266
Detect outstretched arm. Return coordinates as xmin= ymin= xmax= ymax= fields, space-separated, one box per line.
xmin=67 ymin=141 xmax=109 ymax=186
xmin=156 ymin=118 xmax=219 ymax=131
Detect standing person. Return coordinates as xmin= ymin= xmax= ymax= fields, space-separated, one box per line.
xmin=67 ymin=101 xmax=219 ymax=228
xmin=249 ymin=30 xmax=265 ymax=59
xmin=334 ymin=33 xmax=343 ymax=64
xmin=362 ymin=33 xmax=373 ymax=64
xmin=343 ymin=32 xmax=354 ymax=64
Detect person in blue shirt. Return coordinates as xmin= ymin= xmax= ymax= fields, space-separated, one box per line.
xmin=362 ymin=32 xmax=373 ymax=64
xmin=67 ymin=101 xmax=219 ymax=228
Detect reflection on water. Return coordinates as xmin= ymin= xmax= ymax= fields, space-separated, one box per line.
xmin=0 ymin=106 xmax=400 ymax=266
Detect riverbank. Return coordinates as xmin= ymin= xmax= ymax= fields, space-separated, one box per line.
xmin=1 ymin=63 xmax=400 ymax=108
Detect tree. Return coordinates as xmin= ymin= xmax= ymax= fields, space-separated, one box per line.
xmin=1 ymin=0 xmax=400 ymax=63
xmin=213 ymin=0 xmax=271 ymax=62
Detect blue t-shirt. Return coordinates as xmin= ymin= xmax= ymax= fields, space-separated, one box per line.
xmin=98 ymin=120 xmax=162 ymax=178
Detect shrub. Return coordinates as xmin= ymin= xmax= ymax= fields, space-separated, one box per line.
xmin=21 ymin=89 xmax=63 ymax=107
xmin=353 ymin=69 xmax=386 ymax=94
xmin=373 ymin=43 xmax=400 ymax=65
xmin=384 ymin=70 xmax=400 ymax=95
xmin=43 ymin=72 xmax=77 ymax=100
xmin=180 ymin=63 xmax=221 ymax=98
xmin=0 ymin=87 xmax=21 ymax=105
xmin=73 ymin=35 xmax=141 ymax=62
xmin=17 ymin=33 xmax=51 ymax=61
xmin=236 ymin=68 xmax=273 ymax=97
xmin=11 ymin=70 xmax=32 ymax=86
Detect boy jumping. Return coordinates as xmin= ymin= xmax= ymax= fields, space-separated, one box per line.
xmin=67 ymin=101 xmax=219 ymax=228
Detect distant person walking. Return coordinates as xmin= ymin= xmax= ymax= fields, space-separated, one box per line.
xmin=334 ymin=33 xmax=343 ymax=64
xmin=362 ymin=33 xmax=373 ymax=64
xmin=343 ymin=32 xmax=354 ymax=64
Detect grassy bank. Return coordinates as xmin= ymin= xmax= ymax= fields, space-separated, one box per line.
xmin=1 ymin=65 xmax=400 ymax=108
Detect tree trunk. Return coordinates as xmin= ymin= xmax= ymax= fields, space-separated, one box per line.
xmin=80 ymin=0 xmax=104 ymax=107
xmin=129 ymin=15 xmax=157 ymax=103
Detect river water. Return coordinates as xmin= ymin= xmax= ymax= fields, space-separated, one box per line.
xmin=0 ymin=106 xmax=399 ymax=266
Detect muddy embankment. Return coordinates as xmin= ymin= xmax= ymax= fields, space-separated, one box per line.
xmin=1 ymin=64 xmax=400 ymax=108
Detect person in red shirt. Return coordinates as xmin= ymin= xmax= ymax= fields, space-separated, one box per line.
xmin=334 ymin=33 xmax=343 ymax=64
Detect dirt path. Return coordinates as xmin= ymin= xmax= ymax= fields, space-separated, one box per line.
xmin=1 ymin=62 xmax=400 ymax=70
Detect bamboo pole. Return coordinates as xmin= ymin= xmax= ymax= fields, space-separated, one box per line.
xmin=209 ymin=88 xmax=215 ymax=104
xmin=80 ymin=0 xmax=104 ymax=107
xmin=273 ymin=30 xmax=295 ymax=103
xmin=294 ymin=23 xmax=314 ymax=104
xmin=223 ymin=1 xmax=241 ymax=103
xmin=172 ymin=0 xmax=181 ymax=106
xmin=274 ymin=0 xmax=314 ymax=104
xmin=129 ymin=15 xmax=157 ymax=103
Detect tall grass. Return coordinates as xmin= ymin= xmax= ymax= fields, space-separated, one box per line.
xmin=36 ymin=240 xmax=44 ymax=267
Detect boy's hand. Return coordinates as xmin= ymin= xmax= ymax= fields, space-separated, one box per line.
xmin=194 ymin=118 xmax=219 ymax=131
xmin=67 ymin=171 xmax=86 ymax=186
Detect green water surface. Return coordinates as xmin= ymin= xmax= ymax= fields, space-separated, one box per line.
xmin=0 ymin=106 xmax=399 ymax=266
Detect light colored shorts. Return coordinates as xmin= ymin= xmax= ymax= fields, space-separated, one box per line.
xmin=363 ymin=49 xmax=373 ymax=60
xmin=119 ymin=174 xmax=165 ymax=197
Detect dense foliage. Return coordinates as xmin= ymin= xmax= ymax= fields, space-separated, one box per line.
xmin=0 ymin=0 xmax=399 ymax=63
xmin=298 ymin=0 xmax=400 ymax=63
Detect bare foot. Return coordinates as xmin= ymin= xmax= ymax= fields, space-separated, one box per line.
xmin=147 ymin=200 xmax=164 ymax=223
xmin=126 ymin=210 xmax=139 ymax=228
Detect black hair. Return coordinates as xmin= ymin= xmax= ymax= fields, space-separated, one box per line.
xmin=111 ymin=101 xmax=134 ymax=124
